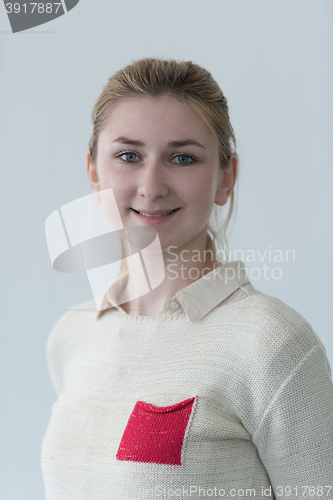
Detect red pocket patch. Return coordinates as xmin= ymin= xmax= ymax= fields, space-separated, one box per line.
xmin=116 ymin=396 xmax=197 ymax=465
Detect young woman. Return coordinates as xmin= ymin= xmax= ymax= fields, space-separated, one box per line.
xmin=42 ymin=58 xmax=333 ymax=499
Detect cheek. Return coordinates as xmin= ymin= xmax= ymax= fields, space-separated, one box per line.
xmin=97 ymin=167 xmax=132 ymax=200
xmin=183 ymin=176 xmax=217 ymax=206
xmin=111 ymin=185 xmax=134 ymax=210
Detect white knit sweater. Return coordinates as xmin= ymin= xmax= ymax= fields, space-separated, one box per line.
xmin=41 ymin=277 xmax=333 ymax=499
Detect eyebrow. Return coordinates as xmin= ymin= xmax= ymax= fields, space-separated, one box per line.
xmin=112 ymin=136 xmax=206 ymax=149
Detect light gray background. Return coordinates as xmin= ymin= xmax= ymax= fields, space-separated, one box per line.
xmin=0 ymin=1 xmax=332 ymax=498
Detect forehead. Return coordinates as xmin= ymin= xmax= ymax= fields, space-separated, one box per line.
xmin=100 ymin=96 xmax=217 ymax=149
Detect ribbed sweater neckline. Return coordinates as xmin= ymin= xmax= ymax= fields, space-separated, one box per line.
xmin=98 ymin=290 xmax=257 ymax=323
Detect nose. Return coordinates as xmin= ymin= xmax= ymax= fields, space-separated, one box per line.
xmin=137 ymin=158 xmax=169 ymax=201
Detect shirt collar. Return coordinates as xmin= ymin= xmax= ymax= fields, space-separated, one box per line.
xmin=94 ymin=260 xmax=251 ymax=323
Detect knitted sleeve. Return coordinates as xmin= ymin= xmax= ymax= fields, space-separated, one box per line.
xmin=252 ymin=342 xmax=333 ymax=497
xmin=46 ymin=310 xmax=72 ymax=396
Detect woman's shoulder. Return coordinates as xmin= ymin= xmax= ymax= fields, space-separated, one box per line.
xmin=46 ymin=299 xmax=99 ymax=350
xmin=51 ymin=298 xmax=98 ymax=325
xmin=238 ymin=288 xmax=311 ymax=324
xmin=217 ymin=288 xmax=327 ymax=358
xmin=45 ymin=298 xmax=100 ymax=395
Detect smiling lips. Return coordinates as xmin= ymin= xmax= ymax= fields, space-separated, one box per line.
xmin=131 ymin=208 xmax=180 ymax=217
xmin=131 ymin=207 xmax=181 ymax=224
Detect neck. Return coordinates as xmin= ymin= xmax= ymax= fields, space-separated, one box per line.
xmin=119 ymin=234 xmax=221 ymax=316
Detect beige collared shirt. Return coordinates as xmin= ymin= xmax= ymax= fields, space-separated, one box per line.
xmin=95 ymin=260 xmax=255 ymax=322
xmin=42 ymin=259 xmax=333 ymax=498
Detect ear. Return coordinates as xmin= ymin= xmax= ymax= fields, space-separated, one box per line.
xmin=86 ymin=150 xmax=101 ymax=201
xmin=215 ymin=154 xmax=238 ymax=206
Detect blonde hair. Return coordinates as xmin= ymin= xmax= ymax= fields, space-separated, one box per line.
xmin=88 ymin=57 xmax=237 ymax=269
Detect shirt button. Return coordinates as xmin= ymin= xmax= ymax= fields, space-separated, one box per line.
xmin=170 ymin=300 xmax=179 ymax=309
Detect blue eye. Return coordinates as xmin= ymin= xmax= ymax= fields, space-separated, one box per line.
xmin=117 ymin=151 xmax=195 ymax=165
xmin=118 ymin=152 xmax=139 ymax=162
xmin=173 ymin=154 xmax=195 ymax=165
